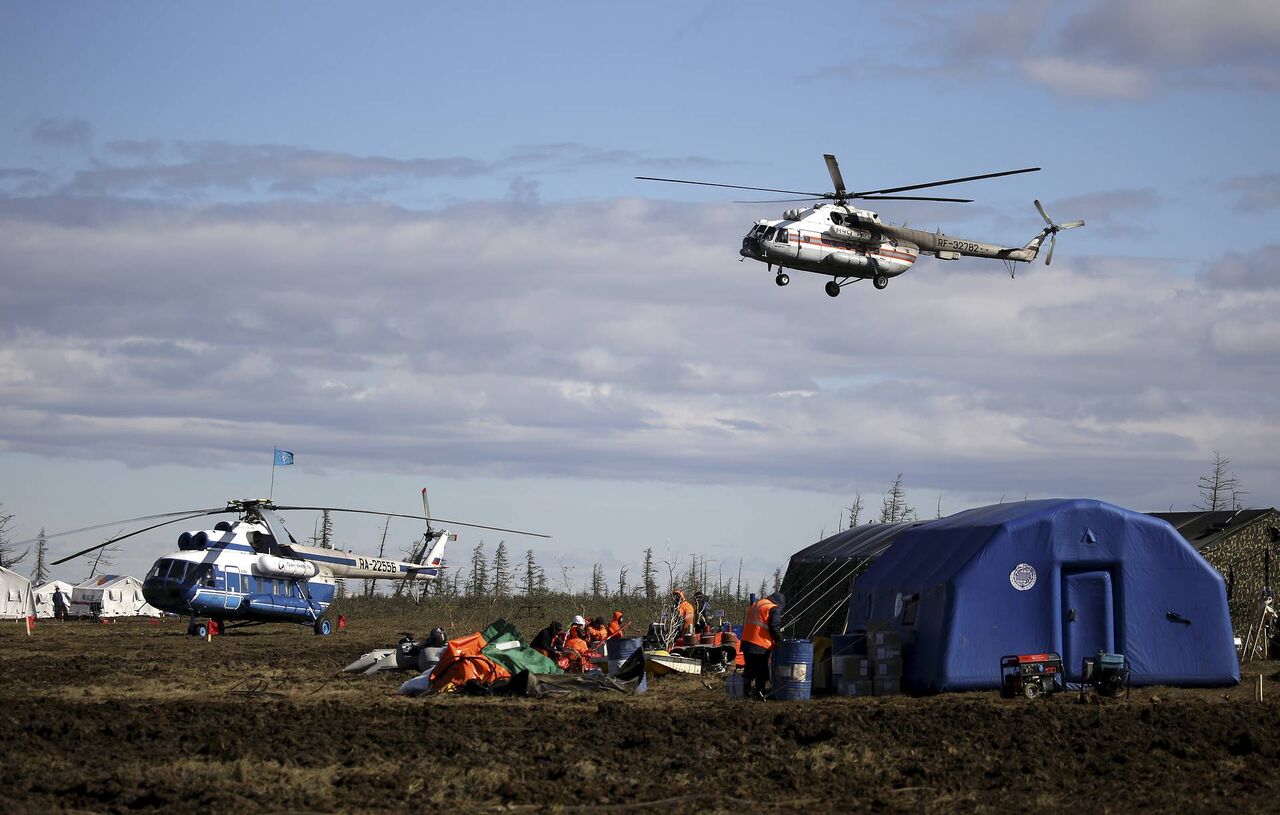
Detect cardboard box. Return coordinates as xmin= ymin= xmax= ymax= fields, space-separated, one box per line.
xmin=874 ymin=645 xmax=901 ymax=660
xmin=833 ymin=656 xmax=873 ymax=679
xmin=873 ymin=676 xmax=901 ymax=695
xmin=874 ymin=658 xmax=903 ymax=677
xmin=841 ymin=679 xmax=875 ymax=697
xmin=872 ymin=630 xmax=901 ymax=647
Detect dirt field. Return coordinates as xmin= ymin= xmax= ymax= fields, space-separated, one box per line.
xmin=4 ymin=614 xmax=1279 ymax=813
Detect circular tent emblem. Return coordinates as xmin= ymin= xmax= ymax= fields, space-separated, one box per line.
xmin=1009 ymin=563 xmax=1037 ymax=591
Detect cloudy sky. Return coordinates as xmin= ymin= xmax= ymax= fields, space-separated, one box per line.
xmin=2 ymin=1 xmax=1278 ymax=588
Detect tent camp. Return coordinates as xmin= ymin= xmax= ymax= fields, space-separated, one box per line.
xmin=33 ymin=580 xmax=75 ymax=619
xmin=0 ymin=566 xmax=36 ymax=619
xmin=70 ymin=575 xmax=163 ymax=618
xmin=779 ymin=521 xmax=921 ymax=640
xmin=847 ymin=499 xmax=1239 ymax=693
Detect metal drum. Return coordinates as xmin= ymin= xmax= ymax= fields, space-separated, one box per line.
xmin=605 ymin=637 xmax=642 ymax=676
xmin=772 ymin=639 xmax=814 ymax=701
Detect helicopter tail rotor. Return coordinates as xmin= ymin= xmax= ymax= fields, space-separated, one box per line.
xmin=1032 ymin=199 xmax=1085 ymax=266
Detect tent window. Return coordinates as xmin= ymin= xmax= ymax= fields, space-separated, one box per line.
xmin=108 ymin=589 xmax=121 ymax=601
xmin=902 ymin=596 xmax=919 ymax=626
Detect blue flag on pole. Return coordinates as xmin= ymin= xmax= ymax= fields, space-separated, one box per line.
xmin=274 ymin=448 xmax=294 ymax=466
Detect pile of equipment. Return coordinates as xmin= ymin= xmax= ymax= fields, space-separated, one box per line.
xmin=832 ymin=629 xmax=902 ymax=696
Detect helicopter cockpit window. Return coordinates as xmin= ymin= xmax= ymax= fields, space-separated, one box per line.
xmin=196 ymin=565 xmax=215 ymax=587
xmin=774 ymin=229 xmax=789 ymax=243
xmin=831 ymin=212 xmax=844 ymax=225
xmin=763 ymin=227 xmax=777 ymax=241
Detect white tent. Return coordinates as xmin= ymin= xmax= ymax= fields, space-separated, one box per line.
xmin=70 ymin=575 xmax=162 ymax=618
xmin=33 ymin=580 xmax=75 ymax=619
xmin=0 ymin=566 xmax=36 ymax=619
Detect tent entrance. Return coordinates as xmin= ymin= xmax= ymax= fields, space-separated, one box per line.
xmin=1062 ymin=570 xmax=1115 ymax=681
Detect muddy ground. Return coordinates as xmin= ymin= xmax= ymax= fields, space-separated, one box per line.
xmin=3 ymin=615 xmax=1279 ymax=813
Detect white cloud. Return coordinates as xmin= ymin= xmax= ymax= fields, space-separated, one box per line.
xmin=1 ymin=190 xmax=1276 ymax=510
xmin=1021 ymin=57 xmax=1154 ymax=99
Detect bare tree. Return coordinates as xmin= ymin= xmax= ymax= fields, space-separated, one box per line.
xmin=936 ymin=492 xmax=944 ymax=520
xmin=616 ymin=565 xmax=629 ymax=598
xmin=1197 ymin=451 xmax=1245 ymax=511
xmin=0 ymin=506 xmax=27 ymax=569
xmin=365 ymin=517 xmax=391 ymax=598
xmin=846 ymin=492 xmax=864 ymax=528
xmin=85 ymin=544 xmax=117 ymax=581
xmin=771 ymin=567 xmax=783 ymax=593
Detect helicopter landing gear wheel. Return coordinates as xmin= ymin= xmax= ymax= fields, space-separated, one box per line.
xmin=825 ymin=280 xmax=841 ymax=297
xmin=873 ymin=274 xmax=889 ymax=290
xmin=314 ymin=616 xmax=333 ymax=636
xmin=195 ymin=622 xmax=210 ymax=639
xmin=775 ymin=273 xmax=789 ymax=287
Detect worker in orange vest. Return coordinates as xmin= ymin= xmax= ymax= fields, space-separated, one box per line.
xmin=740 ymin=592 xmax=785 ymax=700
xmin=585 ymin=616 xmax=609 ymax=646
xmin=564 ymin=615 xmax=590 ymax=654
xmin=605 ymin=610 xmax=626 ymax=639
xmin=672 ymin=589 xmax=695 ymax=640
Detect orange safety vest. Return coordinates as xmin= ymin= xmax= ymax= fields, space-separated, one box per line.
xmin=606 ymin=612 xmax=624 ymax=639
xmin=586 ymin=624 xmax=608 ymax=642
xmin=677 ymin=601 xmax=695 ymax=630
xmin=741 ymin=598 xmax=778 ymax=651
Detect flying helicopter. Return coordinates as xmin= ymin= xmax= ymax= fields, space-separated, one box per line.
xmin=39 ymin=489 xmax=547 ymax=637
xmin=636 ymin=154 xmax=1084 ymax=297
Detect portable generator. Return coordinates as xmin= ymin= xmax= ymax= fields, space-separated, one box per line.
xmin=1081 ymin=652 xmax=1130 ymax=698
xmin=999 ymin=652 xmax=1064 ymax=699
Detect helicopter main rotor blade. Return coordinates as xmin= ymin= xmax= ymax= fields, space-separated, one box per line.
xmin=1046 ymin=233 xmax=1057 ymax=266
xmin=730 ymin=197 xmax=823 ymax=204
xmin=50 ymin=510 xmax=225 ymax=566
xmin=857 ymin=195 xmax=973 ymax=202
xmin=855 ymin=167 xmax=1040 ymax=197
xmin=273 ymin=505 xmax=551 ymax=538
xmin=1059 ymin=220 xmax=1085 ymax=229
xmin=635 ymin=176 xmax=825 ymax=198
xmin=823 ymin=154 xmax=847 ymax=196
xmin=17 ymin=507 xmax=228 ymax=547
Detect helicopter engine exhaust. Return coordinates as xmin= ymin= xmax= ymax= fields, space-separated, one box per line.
xmin=257 ymin=554 xmax=320 ymax=579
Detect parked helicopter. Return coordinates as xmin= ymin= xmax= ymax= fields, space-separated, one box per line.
xmin=44 ymin=490 xmax=547 ymax=636
xmin=637 ymin=154 xmax=1084 ymax=297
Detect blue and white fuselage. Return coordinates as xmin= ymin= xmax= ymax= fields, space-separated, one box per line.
xmin=141 ymin=518 xmax=447 ymax=629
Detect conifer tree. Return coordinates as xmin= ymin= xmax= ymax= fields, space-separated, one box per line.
xmin=31 ymin=528 xmax=50 ymax=584
xmin=468 ymin=540 xmax=488 ymax=596
xmin=642 ymin=547 xmax=657 ymax=600
xmin=491 ymin=540 xmax=511 ymax=596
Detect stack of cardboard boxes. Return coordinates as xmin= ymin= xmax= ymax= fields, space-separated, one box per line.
xmin=831 ymin=628 xmax=902 ymax=696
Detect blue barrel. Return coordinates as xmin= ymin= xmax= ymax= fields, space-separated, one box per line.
xmin=725 ymin=672 xmax=745 ymax=700
xmin=605 ymin=637 xmax=642 ymax=676
xmin=772 ymin=639 xmax=814 ymax=701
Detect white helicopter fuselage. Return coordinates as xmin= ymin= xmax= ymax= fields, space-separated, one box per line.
xmin=141 ymin=519 xmax=447 ymax=629
xmin=741 ymin=204 xmax=918 ymax=281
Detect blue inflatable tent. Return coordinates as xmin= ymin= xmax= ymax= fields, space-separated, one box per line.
xmin=846 ymin=499 xmax=1239 ymax=692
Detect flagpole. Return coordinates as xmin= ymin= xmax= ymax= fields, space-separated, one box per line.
xmin=270 ymin=449 xmax=277 ymax=500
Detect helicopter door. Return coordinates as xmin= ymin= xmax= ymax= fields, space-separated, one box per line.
xmin=224 ymin=567 xmax=242 ymax=609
